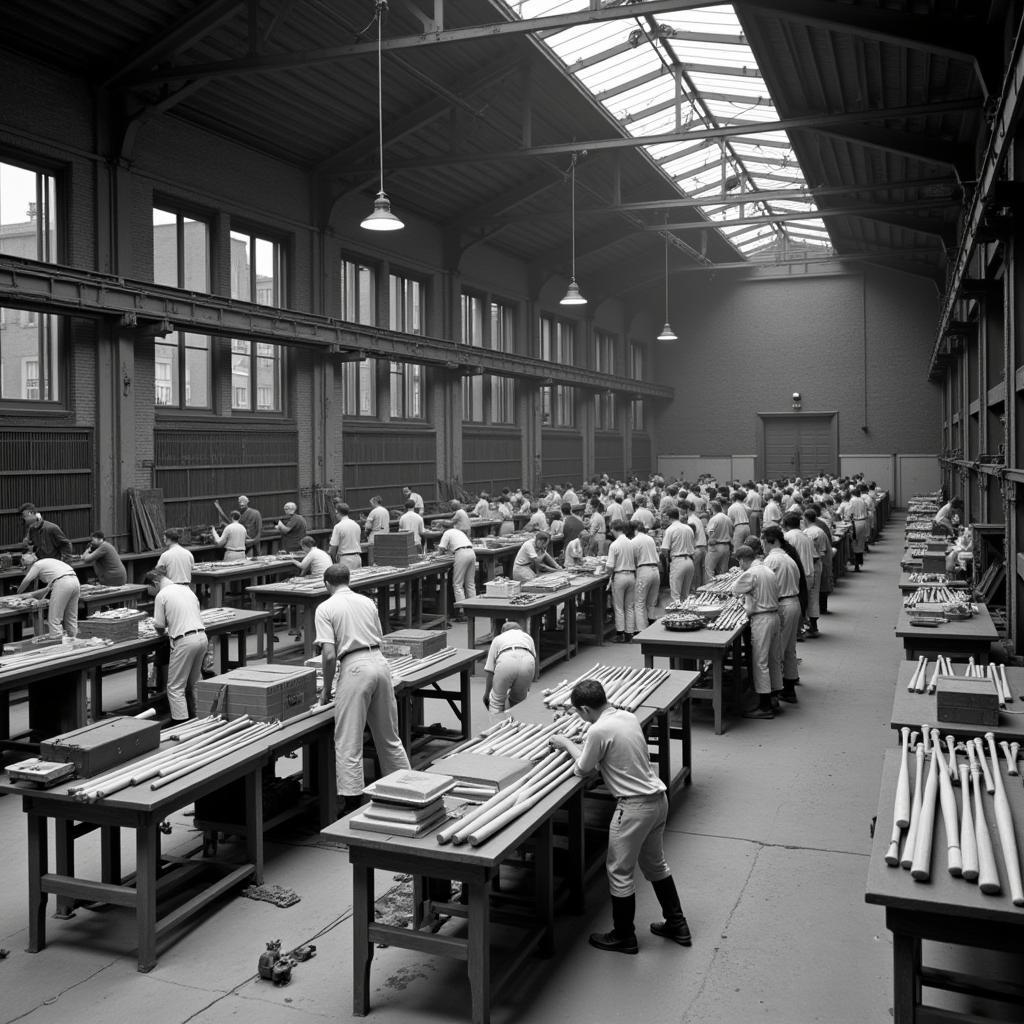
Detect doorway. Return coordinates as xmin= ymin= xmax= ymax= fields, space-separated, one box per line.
xmin=758 ymin=413 xmax=838 ymax=480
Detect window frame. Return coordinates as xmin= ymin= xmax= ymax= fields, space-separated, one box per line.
xmin=490 ymin=299 xmax=516 ymax=425
xmin=340 ymin=257 xmax=378 ymax=418
xmin=594 ymin=329 xmax=617 ymax=430
xmin=540 ymin=314 xmax=576 ymax=428
xmin=388 ymin=270 xmax=426 ymax=421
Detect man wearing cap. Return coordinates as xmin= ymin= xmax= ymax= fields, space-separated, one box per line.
xmin=605 ymin=520 xmax=637 ymax=642
xmin=731 ymin=541 xmax=782 ymax=719
xmin=704 ymin=501 xmax=733 ymax=580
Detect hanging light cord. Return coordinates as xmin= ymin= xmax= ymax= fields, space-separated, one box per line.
xmin=375 ymin=3 xmax=385 ymax=195
xmin=570 ymin=155 xmax=577 ymax=278
xmin=664 ymin=231 xmax=670 ymax=320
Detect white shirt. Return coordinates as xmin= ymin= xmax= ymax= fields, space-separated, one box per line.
xmin=330 ymin=517 xmax=363 ymax=556
xmin=314 ymin=585 xmax=384 ymax=656
xmin=438 ymin=528 xmax=473 ymax=553
xmin=484 ymin=627 xmax=537 ymax=673
xmin=300 ymin=547 xmax=334 ymax=576
xmin=631 ymin=532 xmax=660 ymax=567
xmin=153 ymin=583 xmax=204 ymax=638
xmin=451 ymin=508 xmax=472 ymax=532
xmin=365 ymin=505 xmax=390 ymax=538
xmin=156 ymin=544 xmax=195 ymax=584
xmin=574 ymin=706 xmax=665 ymax=798
xmin=213 ymin=520 xmax=248 ymax=552
xmin=661 ymin=520 xmax=695 ymax=558
xmin=605 ymin=534 xmax=636 ymax=574
xmin=784 ymin=528 xmax=815 ymax=577
xmin=563 ymin=538 xmax=587 ymax=567
xmin=473 ymin=498 xmax=491 ymax=517
xmin=526 ymin=509 xmax=548 ymax=532
xmin=404 ymin=491 xmax=425 ymax=514
xmin=398 ymin=510 xmax=425 ymax=546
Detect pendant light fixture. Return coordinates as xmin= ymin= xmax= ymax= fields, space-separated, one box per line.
xmin=560 ymin=154 xmax=586 ymax=305
xmin=656 ymin=228 xmax=678 ymax=341
xmin=361 ymin=1 xmax=403 ymax=232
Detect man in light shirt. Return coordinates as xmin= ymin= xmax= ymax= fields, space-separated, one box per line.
xmin=211 ymin=511 xmax=248 ymax=562
xmin=402 ymin=486 xmax=425 ymax=515
xmin=364 ymin=495 xmax=391 ymax=548
xmin=660 ymin=508 xmax=695 ymax=603
xmin=605 ymin=520 xmax=637 ymax=642
xmin=329 ymin=502 xmax=363 ymax=571
xmin=731 ymin=542 xmax=782 ymax=719
xmin=18 ymin=554 xmax=81 ymax=638
xmin=155 ymin=528 xmax=194 ymax=584
xmin=398 ymin=499 xmax=426 ymax=551
xmin=297 ymin=536 xmax=333 ymax=576
xmin=437 ymin=525 xmax=477 ymax=620
xmin=482 ymin=620 xmax=537 ymax=714
xmin=147 ymin=566 xmax=206 ymax=723
xmin=704 ymin=501 xmax=733 ymax=581
xmin=513 ymin=532 xmax=558 ymax=581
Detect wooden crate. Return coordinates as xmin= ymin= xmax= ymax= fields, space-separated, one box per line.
xmin=381 ymin=629 xmax=448 ymax=659
xmin=77 ymin=610 xmax=148 ymax=642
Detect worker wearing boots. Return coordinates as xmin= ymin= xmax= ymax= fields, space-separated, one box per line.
xmin=550 ymin=678 xmax=692 ymax=954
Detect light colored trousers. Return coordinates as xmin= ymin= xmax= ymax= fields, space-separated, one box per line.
xmin=806 ymin=561 xmax=822 ymax=619
xmin=47 ymin=575 xmax=80 ymax=637
xmin=731 ymin=523 xmax=750 ymax=552
xmin=705 ymin=543 xmax=731 ymax=581
xmin=488 ymin=650 xmax=535 ymax=713
xmin=692 ymin=547 xmax=706 ymax=587
xmin=748 ymin=611 xmax=782 ymax=694
xmin=853 ymin=519 xmax=869 ymax=554
xmin=167 ymin=631 xmax=207 ymax=721
xmin=222 ymin=549 xmax=246 ymax=562
xmin=451 ymin=548 xmax=478 ymax=603
xmin=607 ymin=792 xmax=671 ymax=897
xmin=338 ymin=553 xmax=362 ymax=572
xmin=634 ymin=565 xmax=660 ymax=628
xmin=778 ymin=596 xmax=801 ymax=681
xmin=610 ymin=573 xmax=636 ymax=632
xmin=668 ymin=555 xmax=695 ymax=603
xmin=334 ymin=649 xmax=410 ymax=796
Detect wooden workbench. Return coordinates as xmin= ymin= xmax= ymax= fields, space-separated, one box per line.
xmin=894 ymin=604 xmax=999 ymax=663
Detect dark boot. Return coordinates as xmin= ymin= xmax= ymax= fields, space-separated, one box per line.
xmin=743 ymin=693 xmax=775 ymax=719
xmin=650 ymin=876 xmax=692 ymax=946
xmin=614 ymin=631 xmax=627 ymax=644
xmin=589 ymin=894 xmax=638 ymax=954
xmin=820 ymin=593 xmax=829 ymax=614
xmin=779 ymin=679 xmax=799 ymax=704
xmin=806 ymin=618 xmax=820 ymax=637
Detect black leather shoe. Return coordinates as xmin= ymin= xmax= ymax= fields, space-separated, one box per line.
xmin=777 ymin=690 xmax=799 ymax=704
xmin=651 ymin=919 xmax=692 ymax=947
xmin=742 ymin=707 xmax=775 ymax=720
xmin=589 ymin=930 xmax=638 ymax=954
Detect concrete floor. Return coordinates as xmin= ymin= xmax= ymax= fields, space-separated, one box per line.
xmin=0 ymin=526 xmax=912 ymax=1024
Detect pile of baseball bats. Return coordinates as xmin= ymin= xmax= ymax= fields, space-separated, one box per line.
xmin=906 ymin=656 xmax=1014 ymax=706
xmin=542 ymin=664 xmax=669 ymax=711
xmin=707 ymin=597 xmax=748 ymax=631
xmin=885 ymin=725 xmax=1023 ymax=905
xmin=386 ymin=646 xmax=459 ymax=681
xmin=438 ymin=715 xmax=588 ymax=763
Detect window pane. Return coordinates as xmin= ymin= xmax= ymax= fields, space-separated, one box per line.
xmin=184 ymin=334 xmax=210 ymax=408
xmin=232 ymin=338 xmax=251 ymax=410
xmin=181 ymin=217 xmax=209 ymax=291
xmin=254 ymin=237 xmax=276 ymax=305
xmin=152 ymin=208 xmax=179 ymax=287
xmin=230 ymin=231 xmax=251 ymax=301
xmin=155 ymin=342 xmax=178 ymax=406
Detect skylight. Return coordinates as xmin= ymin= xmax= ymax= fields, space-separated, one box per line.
xmin=506 ymin=1 xmax=830 ymax=258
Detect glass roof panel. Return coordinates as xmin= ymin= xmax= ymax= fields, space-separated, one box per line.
xmin=504 ymin=1 xmax=825 ymax=257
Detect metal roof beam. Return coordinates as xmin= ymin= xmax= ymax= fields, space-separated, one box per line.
xmin=594 ymin=62 xmax=762 ymax=104
xmin=340 ymin=98 xmax=978 ymax=172
xmin=806 ymin=124 xmax=971 ymax=172
xmin=120 ymin=0 xmax=743 ymax=87
xmin=620 ymin=90 xmax=772 ymax=126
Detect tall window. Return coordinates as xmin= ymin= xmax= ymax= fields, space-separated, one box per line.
xmin=388 ymin=272 xmax=424 ymax=420
xmin=490 ymin=301 xmax=515 ymax=424
xmin=630 ymin=341 xmax=645 ymax=431
xmin=153 ymin=206 xmax=211 ymax=408
xmin=1 ymin=160 xmax=60 ymax=401
xmin=340 ymin=259 xmax=377 ymax=417
xmin=230 ymin=230 xmax=284 ymax=412
xmin=540 ymin=315 xmax=575 ymax=428
xmin=594 ymin=330 xmax=616 ymax=430
xmin=461 ymin=292 xmax=484 ymax=423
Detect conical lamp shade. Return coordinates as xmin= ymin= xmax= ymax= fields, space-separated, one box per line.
xmin=657 ymin=321 xmax=678 ymax=342
xmin=560 ymin=279 xmax=587 ymax=306
xmin=361 ymin=192 xmax=404 ymax=231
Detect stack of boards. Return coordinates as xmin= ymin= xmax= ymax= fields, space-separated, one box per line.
xmin=427 ymin=752 xmax=533 ymax=799
xmin=350 ymin=770 xmax=455 ymax=837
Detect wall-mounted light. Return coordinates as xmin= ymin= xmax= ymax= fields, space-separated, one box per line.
xmin=122 ymin=369 xmax=132 ymax=396
xmin=791 ymin=391 xmax=802 ymax=410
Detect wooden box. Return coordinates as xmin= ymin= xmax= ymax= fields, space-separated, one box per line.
xmin=194 ymin=665 xmax=317 ymax=722
xmin=40 ymin=717 xmax=160 ymax=777
xmin=381 ymin=628 xmax=448 ymax=659
xmin=77 ymin=609 xmax=148 ymax=642
xmin=373 ymin=531 xmax=419 ymax=567
xmin=921 ymin=552 xmax=948 ymax=573
xmin=936 ymin=675 xmax=1000 ymax=726
xmin=484 ymin=578 xmax=521 ymax=599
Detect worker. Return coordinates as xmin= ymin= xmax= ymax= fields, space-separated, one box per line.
xmin=297 ymin=536 xmax=333 ymax=576
xmin=946 ymin=522 xmax=974 ymax=576
xmin=329 ymin=502 xmax=363 ymax=570
xmin=398 ymin=498 xmax=426 ymax=551
xmin=744 ymin=484 xmax=763 ymax=537
xmin=681 ymin=500 xmax=708 ymax=589
xmin=472 ymin=491 xmax=491 ymax=517
xmin=731 ymin=542 xmax=782 ymax=719
xmin=550 ymin=679 xmax=692 ymax=955
xmin=363 ymin=495 xmax=390 ymax=549
xmin=146 ymin=566 xmax=206 ymax=723
xmin=17 ymin=553 xmax=81 ymax=638
xmin=237 ymin=495 xmax=262 ymax=555
xmin=761 ymin=525 xmax=802 ymax=704
xmin=437 ymin=524 xmax=477 ymax=620
xmin=631 ymin=521 xmax=661 ymax=629
xmin=155 ymin=528 xmax=194 ymax=583
xmin=704 ymin=501 xmax=733 ymax=580
xmin=605 ymin=520 xmax=637 ymax=643
xmin=482 ymin=620 xmax=537 ymax=714
xmin=448 ymin=500 xmax=472 ymax=533
xmin=660 ymin=507 xmax=695 ymax=603
xmin=401 ymin=485 xmax=424 ymax=515
xmin=563 ymin=529 xmax=591 ymax=568
xmin=587 ymin=500 xmax=607 ymax=556
xmin=561 ymin=502 xmax=586 ymax=544
xmin=275 ymin=501 xmax=307 ymax=553
xmin=933 ymin=496 xmax=962 ymax=538
xmin=727 ymin=491 xmax=751 ymax=551
xmin=211 ymin=511 xmax=248 ymax=561
xmin=512 ymin=531 xmax=559 ymax=581
xmin=19 ymin=502 xmax=71 ymax=561
xmin=802 ymin=509 xmax=830 ymax=637
xmin=524 ymin=502 xmax=548 ymax=533
xmin=846 ymin=486 xmax=869 ymax=570
xmin=783 ymin=512 xmax=816 ymax=638
xmin=315 ymin=564 xmax=410 ymax=813
xmin=79 ymin=530 xmax=127 ymax=585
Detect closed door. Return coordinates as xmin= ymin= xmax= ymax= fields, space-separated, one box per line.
xmin=762 ymin=415 xmax=837 ymax=480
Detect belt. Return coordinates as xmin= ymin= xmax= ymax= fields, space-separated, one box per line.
xmin=614 ymin=570 xmax=636 ymax=574
xmin=637 ymin=563 xmax=659 ymax=568
xmin=671 ymin=554 xmax=692 ymax=559
xmin=342 ymin=645 xmax=380 ymax=657
xmin=340 ymin=551 xmax=361 ymax=557
xmin=694 ymin=545 xmax=707 ymax=549
xmin=749 ymin=609 xmax=778 ymax=616
xmin=171 ymin=628 xmax=205 ymax=641
xmin=780 ymin=594 xmax=798 ymax=600
xmin=853 ymin=517 xmax=868 ymax=521
xmin=454 ymin=547 xmax=473 ymax=551
xmin=710 ymin=541 xmax=731 ymax=546
xmin=227 ymin=548 xmax=245 ymax=552
xmin=499 ymin=645 xmax=534 ymax=656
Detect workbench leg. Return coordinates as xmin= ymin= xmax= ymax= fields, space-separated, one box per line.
xmin=262 ymin=616 xmax=273 ymax=663
xmin=652 ymin=711 xmax=671 ymax=792
xmin=245 ymin=770 xmax=264 ymax=884
xmin=135 ymin=822 xmax=159 ymax=972
xmin=26 ymin=811 xmax=48 ymax=953
xmin=535 ymin=819 xmax=555 ymax=957
xmin=315 ymin=733 xmax=338 ymax=825
xmin=644 ymin=653 xmax=653 ymax=669
xmin=87 ymin=667 xmax=102 ymax=724
xmin=566 ymin=790 xmax=585 ymax=913
xmin=891 ymin=929 xmax=921 ymax=1024
xmin=466 ymin=879 xmax=491 ymax=1024
xmin=681 ymin=696 xmax=693 ymax=786
xmin=53 ymin=818 xmax=76 ymax=918
xmin=101 ymin=826 xmax=122 ymax=884
xmin=712 ymin=658 xmax=724 ymax=735
xmin=352 ymin=863 xmax=374 ymax=1017
xmin=458 ymin=670 xmax=471 ymax=740
xmin=303 ymin=608 xmax=316 ymax=660
xmin=0 ymin=690 xmax=9 ymax=742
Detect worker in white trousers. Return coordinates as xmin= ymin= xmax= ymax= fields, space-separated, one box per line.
xmin=605 ymin=520 xmax=636 ymax=642
xmin=630 ymin=522 xmax=661 ymax=628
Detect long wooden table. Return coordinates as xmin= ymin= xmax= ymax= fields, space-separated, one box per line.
xmin=865 ymin=749 xmax=1024 ymax=1023
xmin=894 ymin=604 xmax=999 ymax=663
xmin=890 ymin=662 xmax=1024 ymax=742
xmin=247 ymin=558 xmax=454 ymax=660
xmin=897 ymin=572 xmax=969 ymax=594
xmin=321 ymin=774 xmax=586 ymax=1024
xmin=191 ymin=554 xmax=299 ymax=607
xmin=0 ymin=706 xmax=337 ymax=972
xmin=632 ymin=618 xmax=750 ymax=735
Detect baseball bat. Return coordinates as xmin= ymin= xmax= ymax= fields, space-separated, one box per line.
xmin=894 ymin=726 xmax=911 ymax=829
xmin=945 ymin=735 xmax=958 ymax=783
xmin=901 ymin=744 xmax=926 ymax=870
xmin=975 ymin=737 xmax=995 ymax=794
xmin=930 ymin=730 xmax=962 ymax=876
xmin=985 ymin=733 xmax=1024 ymax=906
xmin=213 ymin=499 xmax=230 ymax=525
xmin=958 ymin=764 xmax=978 ymax=881
xmin=911 ymin=750 xmax=939 ymax=881
xmin=971 ymin=761 xmax=1000 ymax=894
